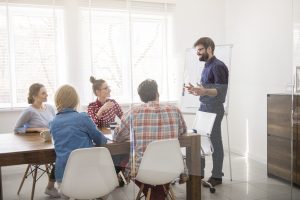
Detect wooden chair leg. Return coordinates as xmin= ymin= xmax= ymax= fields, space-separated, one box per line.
xmin=163 ymin=185 xmax=168 ymax=200
xmin=168 ymin=187 xmax=176 ymax=200
xmin=136 ymin=183 xmax=144 ymax=200
xmin=163 ymin=185 xmax=170 ymax=200
xmin=163 ymin=184 xmax=176 ymax=200
xmin=30 ymin=165 xmax=38 ymax=200
xmin=17 ymin=164 xmax=31 ymax=195
xmin=146 ymin=187 xmax=151 ymax=200
xmin=44 ymin=164 xmax=50 ymax=178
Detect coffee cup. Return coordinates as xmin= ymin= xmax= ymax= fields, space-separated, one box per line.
xmin=40 ymin=130 xmax=51 ymax=142
xmin=109 ymin=122 xmax=117 ymax=130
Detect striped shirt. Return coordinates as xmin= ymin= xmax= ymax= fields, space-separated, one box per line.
xmin=87 ymin=99 xmax=123 ymax=128
xmin=113 ymin=101 xmax=187 ymax=176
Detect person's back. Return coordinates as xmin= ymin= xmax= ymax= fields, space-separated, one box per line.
xmin=113 ymin=79 xmax=186 ymax=200
xmin=128 ymin=101 xmax=186 ymax=172
xmin=51 ymin=110 xmax=102 ymax=161
xmin=50 ymin=85 xmax=107 ymax=184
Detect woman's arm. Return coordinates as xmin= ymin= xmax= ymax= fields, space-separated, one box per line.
xmin=83 ymin=113 xmax=108 ymax=145
xmin=114 ymin=101 xmax=123 ymax=119
xmin=87 ymin=104 xmax=99 ymax=124
xmin=25 ymin=127 xmax=49 ymax=133
xmin=14 ymin=109 xmax=32 ymax=133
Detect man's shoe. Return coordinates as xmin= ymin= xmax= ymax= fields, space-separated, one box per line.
xmin=202 ymin=177 xmax=222 ymax=187
xmin=118 ymin=171 xmax=127 ymax=187
xmin=44 ymin=187 xmax=60 ymax=198
xmin=60 ymin=193 xmax=69 ymax=199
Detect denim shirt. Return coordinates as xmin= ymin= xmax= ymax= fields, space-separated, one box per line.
xmin=200 ymin=56 xmax=229 ymax=105
xmin=50 ymin=108 xmax=107 ymax=182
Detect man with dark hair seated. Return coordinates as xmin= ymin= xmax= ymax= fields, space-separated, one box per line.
xmin=113 ymin=79 xmax=187 ymax=200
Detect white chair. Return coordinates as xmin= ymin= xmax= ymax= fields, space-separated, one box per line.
xmin=60 ymin=147 xmax=119 ymax=200
xmin=135 ymin=139 xmax=184 ymax=200
xmin=178 ymin=111 xmax=217 ymax=193
xmin=193 ymin=111 xmax=217 ymax=193
xmin=192 ymin=111 xmax=216 ymax=156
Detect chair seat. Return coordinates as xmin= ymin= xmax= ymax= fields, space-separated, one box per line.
xmin=135 ymin=139 xmax=184 ymax=200
xmin=60 ymin=147 xmax=118 ymax=200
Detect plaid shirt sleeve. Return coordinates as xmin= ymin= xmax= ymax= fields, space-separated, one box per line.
xmin=113 ymin=109 xmax=131 ymax=142
xmin=177 ymin=107 xmax=187 ymax=136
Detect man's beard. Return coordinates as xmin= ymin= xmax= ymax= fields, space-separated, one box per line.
xmin=199 ymin=52 xmax=209 ymax=62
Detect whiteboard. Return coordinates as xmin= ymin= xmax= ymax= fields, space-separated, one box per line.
xmin=181 ymin=45 xmax=233 ymax=114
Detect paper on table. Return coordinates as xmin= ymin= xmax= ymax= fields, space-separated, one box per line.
xmin=187 ymin=129 xmax=196 ymax=134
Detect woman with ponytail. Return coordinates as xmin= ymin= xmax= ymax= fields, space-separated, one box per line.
xmin=87 ymin=76 xmax=123 ymax=128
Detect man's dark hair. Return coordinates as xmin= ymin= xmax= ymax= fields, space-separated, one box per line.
xmin=138 ymin=79 xmax=158 ymax=103
xmin=194 ymin=37 xmax=215 ymax=53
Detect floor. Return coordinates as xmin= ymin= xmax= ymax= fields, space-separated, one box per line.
xmin=1 ymin=152 xmax=300 ymax=200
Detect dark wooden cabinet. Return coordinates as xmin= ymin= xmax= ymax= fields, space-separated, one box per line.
xmin=267 ymin=94 xmax=300 ymax=185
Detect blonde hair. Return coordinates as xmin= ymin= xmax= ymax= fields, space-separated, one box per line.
xmin=55 ymin=85 xmax=79 ymax=112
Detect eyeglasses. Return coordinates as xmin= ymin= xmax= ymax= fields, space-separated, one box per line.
xmin=101 ymin=86 xmax=110 ymax=90
xmin=196 ymin=47 xmax=205 ymax=52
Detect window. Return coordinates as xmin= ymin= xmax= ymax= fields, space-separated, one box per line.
xmin=0 ymin=5 xmax=9 ymax=106
xmin=0 ymin=2 xmax=64 ymax=108
xmin=0 ymin=0 xmax=176 ymax=108
xmin=80 ymin=1 xmax=176 ymax=104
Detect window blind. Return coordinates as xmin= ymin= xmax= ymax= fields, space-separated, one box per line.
xmin=80 ymin=0 xmax=176 ymax=103
xmin=0 ymin=0 xmax=176 ymax=108
xmin=0 ymin=0 xmax=64 ymax=107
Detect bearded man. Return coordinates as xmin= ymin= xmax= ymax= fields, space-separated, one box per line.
xmin=186 ymin=37 xmax=229 ymax=187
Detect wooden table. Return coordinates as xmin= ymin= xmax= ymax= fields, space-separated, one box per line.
xmin=0 ymin=132 xmax=201 ymax=200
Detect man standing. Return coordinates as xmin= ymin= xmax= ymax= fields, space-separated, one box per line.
xmin=113 ymin=79 xmax=187 ymax=200
xmin=186 ymin=37 xmax=229 ymax=187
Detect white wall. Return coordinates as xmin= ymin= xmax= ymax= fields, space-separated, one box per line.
xmin=173 ymin=0 xmax=226 ymax=100
xmin=0 ymin=110 xmax=21 ymax=133
xmin=175 ymin=0 xmax=293 ymax=164
xmin=225 ymin=0 xmax=293 ymax=163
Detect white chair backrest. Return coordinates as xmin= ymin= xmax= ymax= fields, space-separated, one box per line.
xmin=192 ymin=111 xmax=216 ymax=136
xmin=192 ymin=111 xmax=216 ymax=156
xmin=60 ymin=147 xmax=118 ymax=199
xmin=136 ymin=139 xmax=184 ymax=186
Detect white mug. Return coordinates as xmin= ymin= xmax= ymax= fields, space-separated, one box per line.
xmin=40 ymin=130 xmax=51 ymax=142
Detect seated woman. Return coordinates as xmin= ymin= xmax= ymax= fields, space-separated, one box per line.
xmin=88 ymin=76 xmax=123 ymax=128
xmin=14 ymin=83 xmax=55 ymax=134
xmin=14 ymin=83 xmax=59 ymax=197
xmin=50 ymin=85 xmax=107 ymax=189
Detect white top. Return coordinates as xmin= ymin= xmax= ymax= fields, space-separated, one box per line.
xmin=14 ymin=104 xmax=55 ymax=133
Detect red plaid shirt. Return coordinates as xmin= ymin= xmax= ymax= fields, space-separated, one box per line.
xmin=87 ymin=99 xmax=123 ymax=128
xmin=113 ymin=101 xmax=187 ymax=176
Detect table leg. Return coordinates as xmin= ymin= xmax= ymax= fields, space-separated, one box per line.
xmin=0 ymin=167 xmax=3 ymax=200
xmin=186 ymin=135 xmax=201 ymax=200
